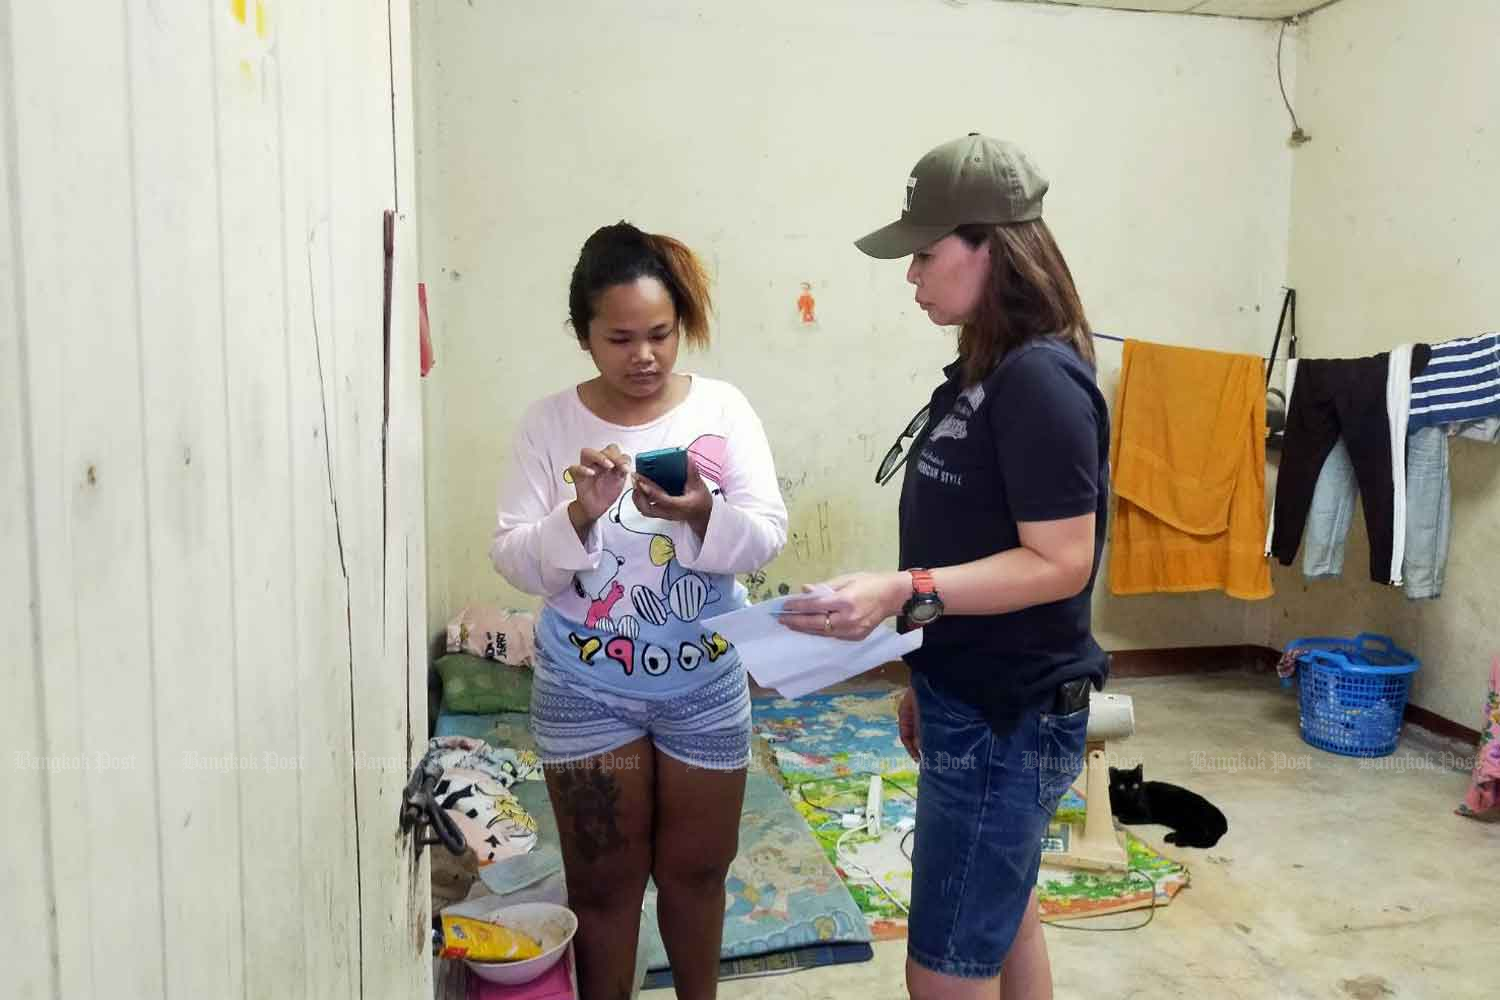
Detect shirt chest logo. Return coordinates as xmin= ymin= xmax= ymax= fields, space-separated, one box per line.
xmin=914 ymin=384 xmax=988 ymax=488
xmin=927 ymin=384 xmax=985 ymax=444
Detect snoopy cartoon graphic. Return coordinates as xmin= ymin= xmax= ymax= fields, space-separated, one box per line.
xmin=572 ymin=550 xmax=627 ymax=632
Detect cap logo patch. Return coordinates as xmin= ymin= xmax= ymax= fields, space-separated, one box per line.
xmin=903 ymin=176 xmax=917 ymax=213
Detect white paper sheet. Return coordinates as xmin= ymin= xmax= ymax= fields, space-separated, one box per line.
xmin=703 ymin=592 xmax=921 ymax=698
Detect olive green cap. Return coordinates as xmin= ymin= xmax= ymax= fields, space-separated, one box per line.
xmin=855 ymin=133 xmax=1048 ymax=259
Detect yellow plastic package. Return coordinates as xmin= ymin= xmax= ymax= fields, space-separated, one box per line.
xmin=439 ymin=914 xmax=543 ymax=962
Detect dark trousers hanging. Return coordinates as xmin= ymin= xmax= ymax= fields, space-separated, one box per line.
xmin=1270 ymin=349 xmax=1428 ymax=584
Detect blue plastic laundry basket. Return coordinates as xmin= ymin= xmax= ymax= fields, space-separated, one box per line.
xmin=1283 ymin=633 xmax=1419 ymax=758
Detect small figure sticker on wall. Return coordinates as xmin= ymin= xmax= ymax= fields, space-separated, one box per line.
xmin=797 ymin=282 xmax=817 ymax=325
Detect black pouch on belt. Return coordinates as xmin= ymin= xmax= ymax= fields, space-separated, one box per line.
xmin=1053 ymin=676 xmax=1092 ymax=715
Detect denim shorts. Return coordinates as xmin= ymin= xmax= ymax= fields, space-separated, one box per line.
xmin=907 ymin=671 xmax=1089 ymax=979
xmin=528 ymin=659 xmax=751 ymax=771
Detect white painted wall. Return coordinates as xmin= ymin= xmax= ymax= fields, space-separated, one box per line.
xmin=415 ymin=0 xmax=1295 ymax=653
xmin=1268 ymin=0 xmax=1500 ymax=726
xmin=0 ymin=2 xmax=429 ymax=997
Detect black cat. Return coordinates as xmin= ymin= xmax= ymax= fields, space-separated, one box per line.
xmin=1108 ymin=765 xmax=1227 ymax=848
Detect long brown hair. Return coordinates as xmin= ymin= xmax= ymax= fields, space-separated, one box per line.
xmin=567 ymin=222 xmax=713 ymax=346
xmin=953 ymin=220 xmax=1093 ymax=386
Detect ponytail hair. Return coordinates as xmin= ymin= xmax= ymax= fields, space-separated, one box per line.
xmin=567 ymin=222 xmax=713 ymax=347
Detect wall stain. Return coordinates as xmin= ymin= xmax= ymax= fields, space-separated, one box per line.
xmin=777 ymin=498 xmax=839 ymax=574
xmin=777 ymin=471 xmax=808 ymax=502
xmin=742 ymin=572 xmax=802 ymax=604
xmin=789 ymin=530 xmax=811 ymax=561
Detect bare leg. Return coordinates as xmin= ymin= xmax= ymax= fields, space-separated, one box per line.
xmin=651 ymin=753 xmax=746 ymax=1000
xmin=545 ymin=739 xmax=654 ymax=1000
xmin=1000 ymin=889 xmax=1052 ymax=1000
xmin=905 ymin=890 xmax=1051 ymax=1000
xmin=906 ymin=959 xmax=1001 ymax=1000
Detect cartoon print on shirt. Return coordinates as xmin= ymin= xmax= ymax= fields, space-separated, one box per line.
xmin=684 ymin=433 xmax=729 ymax=485
xmin=605 ymin=434 xmax=731 ymax=627
xmin=609 ymin=491 xmax=679 ymax=566
xmin=568 ymin=633 xmax=603 ymax=665
xmin=573 ymin=550 xmax=626 ymax=630
xmin=641 ymin=644 xmax=674 ymax=676
xmin=629 ymin=561 xmax=720 ymax=627
xmin=565 ymin=629 xmax=735 ymax=676
xmin=605 ymin=434 xmax=729 ymax=560
xmin=558 ymin=434 xmax=740 ymax=672
xmin=604 ymin=636 xmax=635 ymax=676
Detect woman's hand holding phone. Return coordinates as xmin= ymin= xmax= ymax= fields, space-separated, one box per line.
xmin=633 ymin=456 xmax=713 ymax=539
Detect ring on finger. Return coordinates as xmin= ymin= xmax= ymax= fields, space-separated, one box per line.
xmin=823 ymin=611 xmax=833 ymax=633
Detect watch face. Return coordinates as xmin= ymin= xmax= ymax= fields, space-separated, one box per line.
xmin=908 ymin=598 xmax=942 ymax=624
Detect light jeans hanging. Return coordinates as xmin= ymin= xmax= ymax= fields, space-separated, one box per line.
xmin=1302 ymin=426 xmax=1451 ymax=600
xmin=1456 ymin=416 xmax=1500 ymax=443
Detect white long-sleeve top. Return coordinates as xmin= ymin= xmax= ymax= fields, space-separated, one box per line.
xmin=491 ymin=375 xmax=787 ymax=698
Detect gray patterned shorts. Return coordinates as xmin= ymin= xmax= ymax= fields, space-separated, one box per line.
xmin=528 ymin=659 xmax=751 ymax=771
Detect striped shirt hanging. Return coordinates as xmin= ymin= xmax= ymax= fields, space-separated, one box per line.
xmin=1408 ymin=333 xmax=1500 ymax=432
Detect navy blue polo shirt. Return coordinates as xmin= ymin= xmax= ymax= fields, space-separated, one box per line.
xmin=899 ymin=337 xmax=1110 ymax=714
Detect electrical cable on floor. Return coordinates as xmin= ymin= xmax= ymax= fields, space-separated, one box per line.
xmin=797 ymin=780 xmax=844 ymax=817
xmin=835 ymin=825 xmax=909 ymax=915
xmin=796 ymin=770 xmax=917 ymax=813
xmin=795 ymin=771 xmax=918 ymax=913
xmin=1045 ymin=868 xmax=1161 ymax=933
xmin=870 ymin=773 xmax=916 ymax=802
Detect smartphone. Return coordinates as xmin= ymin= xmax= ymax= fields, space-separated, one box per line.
xmin=635 ymin=447 xmax=689 ymax=497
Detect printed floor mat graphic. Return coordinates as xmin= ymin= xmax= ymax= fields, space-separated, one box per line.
xmin=752 ymin=690 xmax=1188 ymax=938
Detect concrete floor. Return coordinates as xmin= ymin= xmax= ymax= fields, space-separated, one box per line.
xmin=662 ymin=673 xmax=1497 ymax=1000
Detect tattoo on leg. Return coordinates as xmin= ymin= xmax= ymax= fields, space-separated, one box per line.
xmin=552 ymin=766 xmax=626 ymax=863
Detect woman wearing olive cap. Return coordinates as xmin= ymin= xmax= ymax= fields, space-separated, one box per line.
xmin=784 ymin=135 xmax=1109 ymax=1000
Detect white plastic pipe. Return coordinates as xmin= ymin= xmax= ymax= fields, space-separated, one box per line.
xmin=1085 ymin=692 xmax=1134 ymax=742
